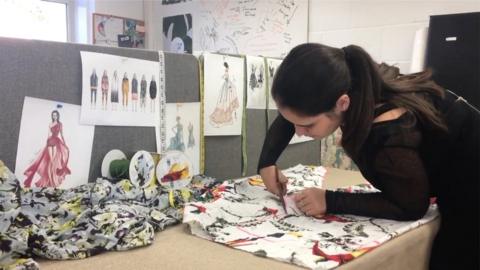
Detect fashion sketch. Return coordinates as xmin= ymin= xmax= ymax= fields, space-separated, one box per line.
xmin=110 ymin=70 xmax=119 ymax=111
xmin=131 ymin=73 xmax=138 ymax=112
xmin=187 ymin=122 xmax=195 ymax=148
xmin=24 ymin=110 xmax=71 ymax=188
xmin=167 ymin=116 xmax=185 ymax=152
xmin=90 ymin=69 xmax=98 ymax=109
xmin=140 ymin=74 xmax=147 ymax=112
xmin=122 ymin=72 xmax=129 ymax=110
xmin=149 ymin=75 xmax=157 ymax=113
xmin=101 ymin=70 xmax=109 ymax=110
xmin=209 ymin=62 xmax=239 ymax=127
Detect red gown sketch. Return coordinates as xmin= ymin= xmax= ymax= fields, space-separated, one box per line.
xmin=24 ymin=110 xmax=71 ymax=188
xmin=209 ymin=62 xmax=239 ymax=127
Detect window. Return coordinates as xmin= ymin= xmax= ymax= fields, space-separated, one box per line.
xmin=0 ymin=0 xmax=69 ymax=42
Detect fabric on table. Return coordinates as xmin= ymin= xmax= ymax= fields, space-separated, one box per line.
xmin=183 ymin=164 xmax=439 ymax=269
xmin=0 ymin=160 xmax=220 ymax=270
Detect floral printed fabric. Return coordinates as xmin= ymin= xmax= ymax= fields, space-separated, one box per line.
xmin=183 ymin=164 xmax=439 ymax=270
xmin=321 ymin=129 xmax=358 ymax=171
xmin=0 ymin=160 xmax=220 ymax=270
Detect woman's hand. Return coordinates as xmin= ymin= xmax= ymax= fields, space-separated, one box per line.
xmin=294 ymin=188 xmax=326 ymax=218
xmin=259 ymin=165 xmax=288 ymax=196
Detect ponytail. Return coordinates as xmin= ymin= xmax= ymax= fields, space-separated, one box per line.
xmin=341 ymin=45 xmax=383 ymax=158
xmin=341 ymin=45 xmax=446 ymax=158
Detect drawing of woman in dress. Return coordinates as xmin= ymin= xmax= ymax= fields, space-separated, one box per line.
xmin=101 ymin=70 xmax=109 ymax=110
xmin=168 ymin=116 xmax=185 ymax=152
xmin=249 ymin=64 xmax=258 ymax=92
xmin=24 ymin=110 xmax=71 ymax=188
xmin=187 ymin=122 xmax=195 ymax=148
xmin=131 ymin=73 xmax=138 ymax=112
xmin=90 ymin=69 xmax=98 ymax=109
xmin=122 ymin=72 xmax=129 ymax=110
xmin=140 ymin=74 xmax=147 ymax=112
xmin=149 ymin=75 xmax=157 ymax=113
xmin=111 ymin=70 xmax=119 ymax=111
xmin=209 ymin=62 xmax=239 ymax=127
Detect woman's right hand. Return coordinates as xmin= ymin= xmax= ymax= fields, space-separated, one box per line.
xmin=259 ymin=165 xmax=288 ymax=197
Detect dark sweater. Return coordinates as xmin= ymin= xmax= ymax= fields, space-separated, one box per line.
xmin=258 ymin=90 xmax=479 ymax=221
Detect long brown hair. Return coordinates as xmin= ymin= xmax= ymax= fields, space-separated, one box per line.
xmin=272 ymin=43 xmax=446 ymax=159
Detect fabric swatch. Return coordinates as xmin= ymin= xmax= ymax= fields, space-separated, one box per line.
xmin=183 ymin=164 xmax=439 ymax=269
xmin=0 ymin=160 xmax=220 ymax=269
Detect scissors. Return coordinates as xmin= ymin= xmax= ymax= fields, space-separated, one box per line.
xmin=275 ymin=166 xmax=287 ymax=212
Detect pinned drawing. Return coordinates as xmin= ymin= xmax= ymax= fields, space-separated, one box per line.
xmin=166 ymin=103 xmax=201 ymax=175
xmin=15 ymin=97 xmax=94 ymax=189
xmin=204 ymin=53 xmax=244 ymax=136
xmin=80 ymin=51 xmax=161 ymax=126
xmin=163 ymin=14 xmax=193 ymax=54
xmin=266 ymin=58 xmax=282 ymax=110
xmin=246 ymin=55 xmax=267 ymax=109
xmin=195 ymin=0 xmax=308 ymax=57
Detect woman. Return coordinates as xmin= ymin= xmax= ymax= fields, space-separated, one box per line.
xmin=24 ymin=110 xmax=71 ymax=188
xmin=131 ymin=73 xmax=139 ymax=112
xmin=209 ymin=62 xmax=239 ymax=126
xmin=111 ymin=70 xmax=119 ymax=111
xmin=149 ymin=75 xmax=157 ymax=113
xmin=140 ymin=74 xmax=147 ymax=112
xmin=101 ymin=70 xmax=109 ymax=110
xmin=122 ymin=72 xmax=130 ymax=110
xmin=258 ymin=43 xmax=479 ymax=269
xmin=90 ymin=69 xmax=98 ymax=109
xmin=167 ymin=116 xmax=185 ymax=152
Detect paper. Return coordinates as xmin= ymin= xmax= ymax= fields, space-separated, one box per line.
xmin=266 ymin=58 xmax=282 ymax=110
xmin=15 ymin=97 xmax=94 ymax=189
xmin=163 ymin=14 xmax=193 ymax=54
xmin=80 ymin=51 xmax=162 ymax=127
xmin=203 ymin=53 xmax=245 ymax=136
xmin=165 ymin=102 xmax=201 ymax=175
xmin=246 ymin=55 xmax=267 ymax=109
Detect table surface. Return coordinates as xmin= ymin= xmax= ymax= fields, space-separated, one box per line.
xmin=39 ymin=167 xmax=439 ymax=270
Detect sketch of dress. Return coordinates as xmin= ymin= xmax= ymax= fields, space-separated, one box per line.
xmin=101 ymin=70 xmax=109 ymax=110
xmin=131 ymin=73 xmax=138 ymax=112
xmin=257 ymin=66 xmax=264 ymax=87
xmin=187 ymin=122 xmax=195 ymax=148
xmin=90 ymin=69 xmax=98 ymax=109
xmin=168 ymin=116 xmax=185 ymax=152
xmin=111 ymin=71 xmax=119 ymax=111
xmin=149 ymin=76 xmax=157 ymax=113
xmin=24 ymin=111 xmax=70 ymax=188
xmin=209 ymin=63 xmax=239 ymax=127
xmin=140 ymin=75 xmax=147 ymax=112
xmin=122 ymin=73 xmax=129 ymax=110
xmin=249 ymin=65 xmax=258 ymax=92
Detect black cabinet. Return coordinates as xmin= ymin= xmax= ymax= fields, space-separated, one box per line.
xmin=426 ymin=12 xmax=480 ymax=109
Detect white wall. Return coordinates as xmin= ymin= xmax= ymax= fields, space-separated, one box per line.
xmin=308 ymin=0 xmax=480 ymax=73
xmin=94 ymin=0 xmax=144 ymax=21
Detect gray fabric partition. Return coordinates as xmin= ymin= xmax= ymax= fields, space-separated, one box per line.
xmin=0 ymin=37 xmax=199 ymax=181
xmin=267 ymin=110 xmax=321 ymax=169
xmin=204 ymin=136 xmax=242 ymax=179
xmin=245 ymin=109 xmax=268 ymax=176
xmin=0 ymin=37 xmax=318 ymax=183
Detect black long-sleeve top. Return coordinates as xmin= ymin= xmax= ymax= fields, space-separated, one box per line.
xmin=258 ymin=90 xmax=479 ymax=221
